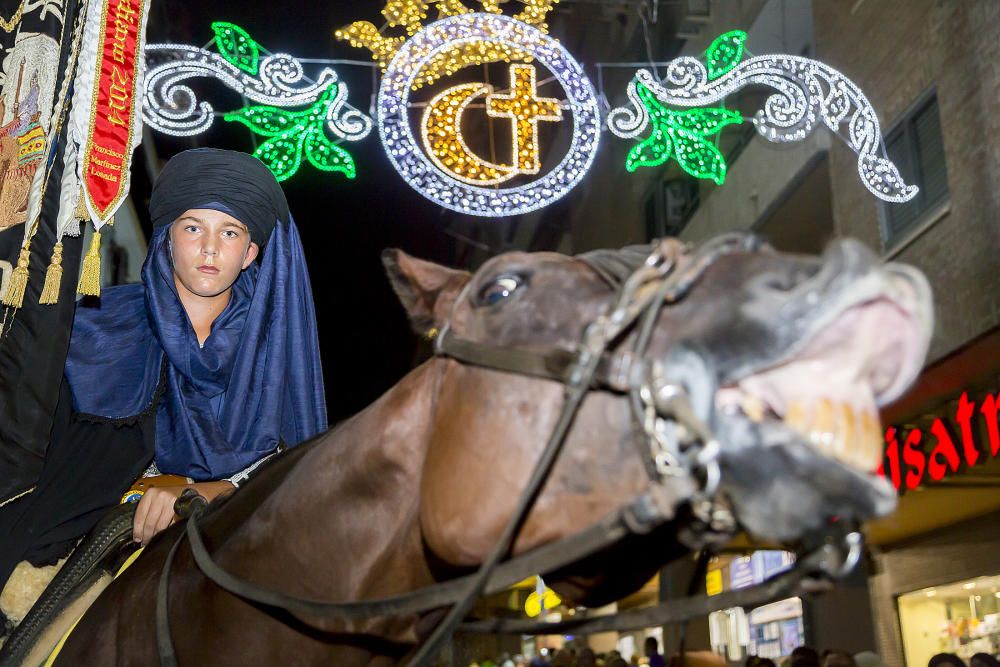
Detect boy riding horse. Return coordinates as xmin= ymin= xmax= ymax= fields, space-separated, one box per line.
xmin=0 ymin=149 xmax=327 ymax=630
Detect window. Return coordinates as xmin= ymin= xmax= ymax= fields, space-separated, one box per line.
xmin=644 ymin=177 xmax=700 ymax=241
xmin=897 ymin=574 xmax=1000 ymax=667
xmin=880 ymin=90 xmax=950 ymax=249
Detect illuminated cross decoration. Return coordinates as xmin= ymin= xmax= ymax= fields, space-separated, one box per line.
xmin=486 ymin=64 xmax=563 ymax=174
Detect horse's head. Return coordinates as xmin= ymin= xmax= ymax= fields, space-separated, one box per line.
xmin=383 ymin=235 xmax=931 ymax=593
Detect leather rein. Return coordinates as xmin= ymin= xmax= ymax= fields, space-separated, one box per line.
xmin=154 ymin=236 xmax=861 ymax=666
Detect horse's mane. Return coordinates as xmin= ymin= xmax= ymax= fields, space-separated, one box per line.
xmin=575 ymin=244 xmax=653 ymax=288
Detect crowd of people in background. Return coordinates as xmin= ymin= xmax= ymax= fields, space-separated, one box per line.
xmin=750 ymin=645 xmax=1000 ymax=667
xmin=468 ymin=636 xmax=665 ymax=667
xmin=467 ymin=642 xmax=1000 ymax=667
xmin=928 ymin=653 xmax=1000 ymax=667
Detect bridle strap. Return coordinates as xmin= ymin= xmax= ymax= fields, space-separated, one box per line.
xmin=158 ymin=479 xmax=689 ymax=623
xmin=157 ymin=489 xmax=208 ymax=667
xmin=431 ymin=233 xmax=767 ymax=392
xmin=458 ymin=555 xmax=807 ymax=636
xmin=434 ymin=327 xmax=648 ymax=392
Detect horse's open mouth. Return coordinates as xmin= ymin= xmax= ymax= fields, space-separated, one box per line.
xmin=715 ymin=266 xmax=933 ymax=476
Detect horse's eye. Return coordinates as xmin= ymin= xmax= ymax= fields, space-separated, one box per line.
xmin=477 ymin=275 xmax=523 ymax=307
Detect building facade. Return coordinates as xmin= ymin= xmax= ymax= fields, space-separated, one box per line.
xmin=564 ymin=1 xmax=1000 ymax=665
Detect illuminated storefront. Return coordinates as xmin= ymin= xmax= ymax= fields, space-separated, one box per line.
xmin=706 ymin=551 xmax=804 ymax=661
xmin=865 ymin=329 xmax=1000 ymax=667
xmin=897 ymin=575 xmax=1000 ymax=666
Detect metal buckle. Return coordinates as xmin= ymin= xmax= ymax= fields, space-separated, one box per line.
xmin=813 ymin=530 xmax=864 ymax=580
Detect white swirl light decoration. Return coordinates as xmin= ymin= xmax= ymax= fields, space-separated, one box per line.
xmin=378 ymin=13 xmax=602 ymax=218
xmin=142 ymin=44 xmax=373 ymax=141
xmin=608 ymin=56 xmax=918 ymax=203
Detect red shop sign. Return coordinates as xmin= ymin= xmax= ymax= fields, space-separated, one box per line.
xmin=878 ymin=389 xmax=1000 ymax=493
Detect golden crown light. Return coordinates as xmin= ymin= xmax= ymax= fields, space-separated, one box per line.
xmin=335 ymin=0 xmax=557 ymax=89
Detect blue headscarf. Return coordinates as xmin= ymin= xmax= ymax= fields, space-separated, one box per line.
xmin=64 ymin=149 xmax=327 ymax=481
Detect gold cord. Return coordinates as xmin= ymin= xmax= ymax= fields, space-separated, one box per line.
xmin=0 ymin=0 xmax=26 ymax=33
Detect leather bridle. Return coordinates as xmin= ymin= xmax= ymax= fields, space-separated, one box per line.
xmin=154 ymin=235 xmax=863 ymax=666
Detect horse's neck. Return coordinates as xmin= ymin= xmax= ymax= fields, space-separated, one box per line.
xmin=217 ymin=361 xmax=440 ymax=608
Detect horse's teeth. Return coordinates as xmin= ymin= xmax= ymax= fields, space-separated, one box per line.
xmin=742 ymin=394 xmax=766 ymax=422
xmin=780 ymin=399 xmax=884 ymax=473
xmin=857 ymin=410 xmax=883 ymax=471
xmin=837 ymin=402 xmax=853 ymax=464
xmin=810 ymin=398 xmax=836 ymax=450
xmin=785 ymin=399 xmax=807 ymax=431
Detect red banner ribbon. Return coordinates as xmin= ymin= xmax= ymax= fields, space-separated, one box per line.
xmin=82 ymin=0 xmax=146 ymax=221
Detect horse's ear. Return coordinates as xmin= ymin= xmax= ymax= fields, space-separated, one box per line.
xmin=382 ymin=249 xmax=471 ymax=334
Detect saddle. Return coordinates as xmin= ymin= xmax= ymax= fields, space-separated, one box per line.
xmin=0 ymin=473 xmax=189 ymax=665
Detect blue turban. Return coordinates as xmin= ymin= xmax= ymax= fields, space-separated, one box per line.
xmin=63 ymin=149 xmax=327 ymax=480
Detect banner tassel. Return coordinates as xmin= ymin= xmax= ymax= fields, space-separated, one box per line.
xmin=2 ymin=243 xmax=32 ymax=308
xmin=39 ymin=242 xmax=64 ymax=305
xmin=77 ymin=230 xmax=103 ymax=297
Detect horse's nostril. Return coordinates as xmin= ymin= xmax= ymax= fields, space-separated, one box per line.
xmin=759 ymin=273 xmax=797 ymax=292
xmin=765 ymin=276 xmax=793 ymax=291
xmin=793 ymin=262 xmax=823 ymax=285
xmin=754 ymin=263 xmax=822 ymax=294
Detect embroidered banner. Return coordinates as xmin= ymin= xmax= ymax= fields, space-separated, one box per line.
xmin=81 ymin=0 xmax=146 ymax=223
xmin=0 ymin=0 xmax=88 ymax=504
xmin=0 ymin=23 xmax=62 ymax=232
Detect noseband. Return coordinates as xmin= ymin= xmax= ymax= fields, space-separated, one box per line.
xmin=155 ymin=235 xmax=862 ymax=667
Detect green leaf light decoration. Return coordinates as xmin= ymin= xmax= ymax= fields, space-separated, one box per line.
xmin=212 ymin=22 xmax=261 ymax=76
xmin=622 ymin=30 xmax=748 ymax=184
xmin=705 ymin=30 xmax=747 ymax=80
xmin=624 ymin=82 xmax=742 ymax=184
xmin=224 ymin=83 xmax=358 ymax=182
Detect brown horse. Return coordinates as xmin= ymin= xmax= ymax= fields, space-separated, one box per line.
xmin=47 ymin=235 xmax=932 ymax=665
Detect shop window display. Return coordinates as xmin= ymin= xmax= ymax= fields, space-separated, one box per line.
xmin=898 ymin=575 xmax=1000 ymax=667
xmin=707 ymin=551 xmax=802 ymax=661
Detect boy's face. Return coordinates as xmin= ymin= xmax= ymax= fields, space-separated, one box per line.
xmin=169 ymin=208 xmax=259 ymax=299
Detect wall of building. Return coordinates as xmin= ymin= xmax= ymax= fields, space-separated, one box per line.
xmin=559 ymin=2 xmax=1000 ymax=665
xmin=678 ymin=133 xmax=831 ymax=245
xmin=675 ymin=0 xmax=825 ymax=248
xmin=814 ymin=0 xmax=1000 ymax=362
xmin=804 ymin=563 xmax=879 ymax=656
xmin=564 ymin=0 xmax=776 ymax=253
xmin=660 ymin=556 xmax=713 ymax=655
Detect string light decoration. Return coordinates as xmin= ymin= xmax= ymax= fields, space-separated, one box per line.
xmin=212 ymin=21 xmax=261 ymax=75
xmin=486 ymin=64 xmax=562 ymax=174
xmin=608 ymin=30 xmax=918 ymax=202
xmin=624 ymin=82 xmax=742 ymax=183
xmin=143 ymin=21 xmax=372 ymax=179
xmin=335 ymin=0 xmax=558 ymax=89
xmin=705 ymin=30 xmax=745 ymax=80
xmin=379 ymin=13 xmax=601 ymax=217
xmin=419 ymin=63 xmax=563 ymax=186
xmin=421 ymin=82 xmax=515 ymax=185
xmin=224 ymin=83 xmax=356 ymax=181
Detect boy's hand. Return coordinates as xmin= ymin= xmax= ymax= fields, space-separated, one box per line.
xmin=132 ymin=480 xmax=235 ymax=545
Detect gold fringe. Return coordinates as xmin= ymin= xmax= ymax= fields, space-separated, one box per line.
xmin=73 ymin=187 xmax=88 ymax=220
xmin=2 ymin=242 xmax=31 ymax=308
xmin=76 ymin=230 xmax=102 ymax=297
xmin=39 ymin=242 xmax=64 ymax=305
